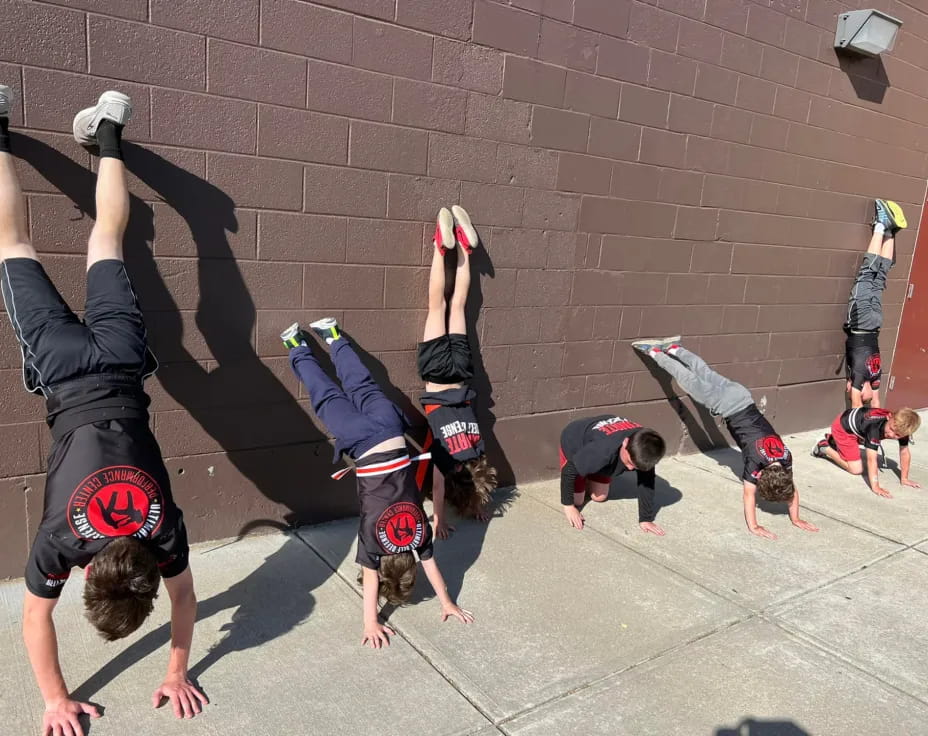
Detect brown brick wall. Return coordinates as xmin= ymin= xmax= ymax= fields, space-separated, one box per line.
xmin=1 ymin=0 xmax=927 ymax=576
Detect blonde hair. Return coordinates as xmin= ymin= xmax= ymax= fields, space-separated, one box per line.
xmin=892 ymin=407 xmax=921 ymax=437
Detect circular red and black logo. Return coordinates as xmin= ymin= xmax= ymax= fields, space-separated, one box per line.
xmin=756 ymin=435 xmax=788 ymax=463
xmin=376 ymin=502 xmax=425 ymax=554
xmin=68 ymin=466 xmax=164 ymax=541
xmin=866 ymin=352 xmax=882 ymax=377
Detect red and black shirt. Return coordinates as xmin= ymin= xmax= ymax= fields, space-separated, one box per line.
xmin=839 ymin=407 xmax=910 ymax=452
xmin=26 ymin=378 xmax=188 ymax=598
xmin=559 ymin=415 xmax=657 ymax=522
xmin=419 ymin=386 xmax=484 ymax=475
xmin=845 ymin=331 xmax=882 ymax=391
xmin=355 ymin=447 xmax=434 ymax=570
xmin=724 ymin=404 xmax=792 ymax=483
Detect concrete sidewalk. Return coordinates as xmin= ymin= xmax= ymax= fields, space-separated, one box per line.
xmin=3 ymin=418 xmax=928 ymax=736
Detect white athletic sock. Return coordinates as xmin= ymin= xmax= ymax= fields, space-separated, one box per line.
xmin=874 ymin=222 xmax=886 ymax=235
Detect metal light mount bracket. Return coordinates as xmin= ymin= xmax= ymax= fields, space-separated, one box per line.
xmin=835 ymin=9 xmax=903 ymax=57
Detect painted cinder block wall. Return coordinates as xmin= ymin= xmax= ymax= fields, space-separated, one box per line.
xmin=1 ymin=0 xmax=927 ymax=576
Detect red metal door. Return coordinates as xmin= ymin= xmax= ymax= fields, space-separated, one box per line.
xmin=888 ymin=187 xmax=928 ymax=409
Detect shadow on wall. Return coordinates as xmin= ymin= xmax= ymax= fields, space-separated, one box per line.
xmin=634 ymin=352 xmax=731 ymax=454
xmin=464 ymin=244 xmax=515 ymax=487
xmin=836 ymin=50 xmax=890 ymax=103
xmin=716 ymin=718 xmax=810 ymax=736
xmin=15 ymin=134 xmax=355 ymax=534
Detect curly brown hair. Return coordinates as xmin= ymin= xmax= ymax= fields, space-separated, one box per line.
xmin=84 ymin=537 xmax=160 ymax=641
xmin=357 ymin=552 xmax=418 ymax=605
xmin=755 ymin=463 xmax=794 ymax=503
xmin=444 ymin=455 xmax=498 ymax=518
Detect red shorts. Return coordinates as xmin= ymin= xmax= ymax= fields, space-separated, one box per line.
xmin=559 ymin=446 xmax=610 ymax=493
xmin=830 ymin=416 xmax=862 ymax=463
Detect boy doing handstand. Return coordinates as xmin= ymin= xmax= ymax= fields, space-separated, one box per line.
xmin=843 ymin=199 xmax=906 ymax=408
xmin=418 ymin=206 xmax=497 ymax=538
xmin=282 ymin=320 xmax=473 ymax=648
xmin=0 ymin=89 xmax=204 ymax=736
xmin=634 ymin=338 xmax=818 ymax=540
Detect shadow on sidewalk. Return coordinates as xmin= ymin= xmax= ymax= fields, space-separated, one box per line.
xmin=71 ymin=535 xmax=319 ymax=701
xmin=716 ymin=717 xmax=810 ymax=735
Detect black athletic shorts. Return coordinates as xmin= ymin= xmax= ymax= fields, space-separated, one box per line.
xmin=845 ymin=329 xmax=881 ymax=391
xmin=0 ymin=258 xmax=157 ymax=397
xmin=417 ymin=334 xmax=473 ymax=384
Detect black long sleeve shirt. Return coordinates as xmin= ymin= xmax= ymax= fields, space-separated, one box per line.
xmin=559 ymin=415 xmax=657 ymax=522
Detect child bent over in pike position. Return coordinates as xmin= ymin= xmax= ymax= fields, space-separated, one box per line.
xmin=634 ymin=338 xmax=818 ymax=540
xmin=418 ymin=206 xmax=497 ymax=539
xmin=813 ymin=406 xmax=920 ymax=498
xmin=843 ymin=199 xmax=907 ymax=408
xmin=559 ymin=414 xmax=667 ymax=535
xmin=0 ymin=88 xmax=205 ymax=736
xmin=282 ymin=320 xmax=473 ymax=648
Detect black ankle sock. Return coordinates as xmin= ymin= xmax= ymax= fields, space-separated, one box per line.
xmin=96 ymin=119 xmax=123 ymax=160
xmin=0 ymin=117 xmax=11 ymax=154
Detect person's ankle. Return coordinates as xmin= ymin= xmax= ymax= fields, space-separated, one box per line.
xmin=96 ymin=119 xmax=123 ymax=160
xmin=0 ymin=117 xmax=11 ymax=154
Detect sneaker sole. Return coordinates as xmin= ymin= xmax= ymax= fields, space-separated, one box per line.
xmin=280 ymin=322 xmax=302 ymax=342
xmin=0 ymin=85 xmax=11 ymax=117
xmin=309 ymin=317 xmax=338 ymax=331
xmin=435 ymin=207 xmax=455 ymax=252
xmin=451 ymin=205 xmax=479 ymax=252
xmin=72 ymin=91 xmax=132 ymax=145
xmin=886 ymin=200 xmax=907 ymax=230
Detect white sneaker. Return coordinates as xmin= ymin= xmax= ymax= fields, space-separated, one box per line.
xmin=72 ymin=91 xmax=132 ymax=145
xmin=0 ymin=85 xmax=11 ymax=117
xmin=433 ymin=207 xmax=455 ymax=255
xmin=451 ymin=205 xmax=479 ymax=254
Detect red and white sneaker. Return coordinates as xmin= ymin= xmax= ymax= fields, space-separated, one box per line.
xmin=451 ymin=205 xmax=479 ymax=254
xmin=433 ymin=207 xmax=455 ymax=256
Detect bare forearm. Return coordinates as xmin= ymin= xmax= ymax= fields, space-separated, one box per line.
xmin=867 ymin=451 xmax=880 ymax=487
xmin=432 ymin=476 xmax=447 ymax=522
xmin=788 ymin=490 xmax=800 ymax=522
xmin=166 ymin=593 xmax=197 ymax=677
xmin=421 ymin=558 xmax=454 ymax=606
xmin=901 ymin=448 xmax=912 ymax=480
xmin=850 ymin=388 xmax=863 ymax=409
xmin=362 ymin=567 xmax=381 ymax=624
xmin=22 ymin=609 xmax=69 ymax=705
xmin=742 ymin=490 xmax=759 ymax=530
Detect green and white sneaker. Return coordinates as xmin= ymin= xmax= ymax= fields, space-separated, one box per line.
xmin=280 ymin=322 xmax=308 ymax=349
xmin=309 ymin=317 xmax=341 ymax=344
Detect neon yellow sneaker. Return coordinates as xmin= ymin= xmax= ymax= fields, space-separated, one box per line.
xmin=875 ymin=199 xmax=906 ymax=232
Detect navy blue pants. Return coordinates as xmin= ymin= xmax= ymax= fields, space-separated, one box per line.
xmin=290 ymin=338 xmax=406 ymax=461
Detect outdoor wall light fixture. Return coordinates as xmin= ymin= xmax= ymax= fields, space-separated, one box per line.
xmin=834 ymin=9 xmax=903 ymax=57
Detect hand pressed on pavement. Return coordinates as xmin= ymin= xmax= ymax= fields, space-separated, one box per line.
xmin=563 ymin=505 xmax=584 ymax=530
xmin=152 ymin=674 xmax=208 ymax=719
xmin=42 ymin=698 xmax=100 ymax=736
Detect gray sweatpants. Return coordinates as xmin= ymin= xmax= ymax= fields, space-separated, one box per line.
xmin=651 ymin=347 xmax=753 ymax=419
xmin=845 ymin=253 xmax=892 ymax=331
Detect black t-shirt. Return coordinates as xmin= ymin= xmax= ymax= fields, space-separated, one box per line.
xmin=724 ymin=404 xmax=792 ymax=483
xmin=840 ymin=407 xmax=910 ymax=452
xmin=559 ymin=415 xmax=657 ymax=522
xmin=845 ymin=330 xmax=882 ymax=390
xmin=355 ymin=448 xmax=435 ymax=570
xmin=420 ymin=386 xmax=484 ymax=475
xmin=26 ymin=417 xmax=189 ymax=598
